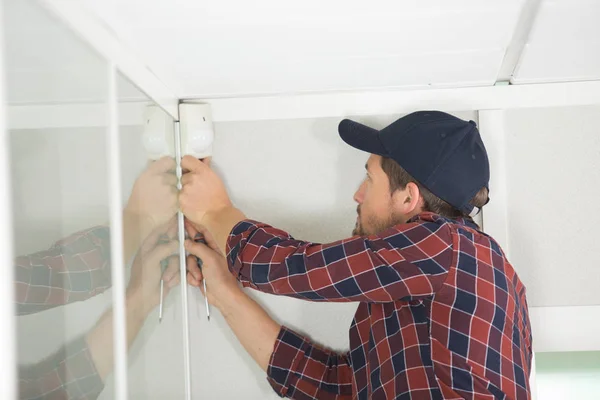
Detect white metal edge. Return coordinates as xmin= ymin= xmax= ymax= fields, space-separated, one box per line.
xmin=188 ymin=80 xmax=600 ymax=122
xmin=495 ymin=0 xmax=542 ymax=82
xmin=9 ymin=79 xmax=600 ymax=128
xmin=8 ymin=102 xmax=150 ymax=130
xmin=174 ymin=121 xmax=192 ymax=400
xmin=0 ymin=0 xmax=17 ymax=397
xmin=107 ymin=64 xmax=128 ymax=400
xmin=37 ymin=0 xmax=179 ymax=120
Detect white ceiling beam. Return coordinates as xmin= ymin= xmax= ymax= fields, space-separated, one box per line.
xmin=7 ymin=102 xmax=148 ymax=130
xmin=187 ymin=80 xmax=600 ymax=122
xmin=495 ymin=0 xmax=543 ymax=83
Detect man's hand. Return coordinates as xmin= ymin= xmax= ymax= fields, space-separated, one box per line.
xmin=184 ymin=221 xmax=281 ymax=373
xmin=88 ymin=218 xmax=181 ymax=381
xmin=126 ymin=218 xmax=180 ymax=316
xmin=183 ymin=221 xmax=239 ymax=310
xmin=125 ymin=156 xmax=178 ymax=236
xmin=180 ymin=156 xmax=232 ymax=227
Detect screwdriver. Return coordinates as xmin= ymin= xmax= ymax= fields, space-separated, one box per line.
xmin=194 ymin=236 xmax=210 ymax=321
xmin=158 ymin=258 xmax=169 ymax=323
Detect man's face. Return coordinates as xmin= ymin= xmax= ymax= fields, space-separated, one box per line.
xmin=352 ymin=155 xmax=410 ymax=236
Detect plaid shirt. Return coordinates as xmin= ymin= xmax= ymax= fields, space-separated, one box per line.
xmin=226 ymin=212 xmax=533 ymax=400
xmin=16 ymin=226 xmax=111 ymax=399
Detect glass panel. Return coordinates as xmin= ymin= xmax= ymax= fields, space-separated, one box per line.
xmin=5 ymin=2 xmax=114 ymax=400
xmin=5 ymin=2 xmax=184 ymax=399
xmin=116 ymin=72 xmax=186 ymax=399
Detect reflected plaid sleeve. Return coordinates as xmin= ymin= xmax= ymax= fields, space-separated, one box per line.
xmin=15 ymin=226 xmax=112 ymax=316
xmin=268 ymin=326 xmax=353 ymax=400
xmin=19 ymin=335 xmax=104 ymax=400
xmin=226 ymin=219 xmax=453 ymax=303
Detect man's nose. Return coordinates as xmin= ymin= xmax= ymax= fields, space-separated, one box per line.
xmin=354 ymin=182 xmax=365 ymax=204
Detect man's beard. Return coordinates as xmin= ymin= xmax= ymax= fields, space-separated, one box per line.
xmin=352 ymin=206 xmax=404 ymax=236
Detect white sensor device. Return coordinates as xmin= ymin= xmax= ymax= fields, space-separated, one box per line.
xmin=179 ymin=103 xmax=214 ymax=159
xmin=142 ymin=103 xmax=214 ymax=160
xmin=142 ymin=105 xmax=175 ymax=160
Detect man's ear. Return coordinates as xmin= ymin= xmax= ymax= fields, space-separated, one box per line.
xmin=392 ymin=182 xmax=421 ymax=214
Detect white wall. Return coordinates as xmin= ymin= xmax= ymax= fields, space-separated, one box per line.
xmin=502 ymin=105 xmax=600 ymax=398
xmin=503 ymin=105 xmax=600 ymax=308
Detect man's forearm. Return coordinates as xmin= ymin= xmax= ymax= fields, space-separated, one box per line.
xmin=202 ymin=207 xmax=247 ymax=255
xmin=85 ymin=292 xmax=148 ymax=380
xmin=217 ymin=285 xmax=280 ymax=372
xmin=122 ymin=211 xmax=155 ymax=263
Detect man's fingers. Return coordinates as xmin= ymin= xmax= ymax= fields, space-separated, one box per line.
xmin=141 ymin=217 xmax=178 ymax=253
xmin=162 ymin=255 xmax=180 ymax=282
xmin=186 ymin=254 xmax=202 ymax=281
xmin=181 ymin=155 xmax=206 ymax=174
xmin=201 ymin=157 xmax=212 ymax=167
xmin=180 ymin=173 xmax=194 ymax=186
xmin=187 ymin=272 xmax=200 ymax=287
xmin=184 ymin=221 xmax=222 ymax=255
xmin=149 ymin=156 xmax=176 ymax=174
xmin=184 ymin=219 xmax=199 ymax=238
xmin=165 ymin=216 xmax=179 ymax=239
xmin=147 ymin=241 xmax=180 ymax=265
xmin=162 ymin=173 xmax=178 ymax=187
xmin=184 ymin=238 xmax=210 ymax=259
xmin=167 ymin=274 xmax=181 ymax=289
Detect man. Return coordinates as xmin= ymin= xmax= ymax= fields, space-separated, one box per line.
xmin=181 ymin=111 xmax=533 ymax=399
xmin=17 ymin=157 xmax=180 ymax=399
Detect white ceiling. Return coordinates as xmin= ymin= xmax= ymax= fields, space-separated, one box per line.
xmin=512 ymin=0 xmax=600 ymax=84
xmin=81 ymin=0 xmax=527 ymax=98
xmin=4 ymin=0 xmax=600 ymax=103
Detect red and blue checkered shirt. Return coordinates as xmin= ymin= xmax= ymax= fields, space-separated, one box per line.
xmin=16 ymin=226 xmax=111 ymax=400
xmin=226 ymin=212 xmax=532 ymax=400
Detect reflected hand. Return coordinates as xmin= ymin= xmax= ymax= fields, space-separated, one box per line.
xmin=179 ymin=156 xmax=232 ymax=226
xmin=184 ymin=221 xmax=239 ymax=310
xmin=125 ymin=156 xmax=178 ymax=236
xmin=126 ymin=217 xmax=180 ymax=316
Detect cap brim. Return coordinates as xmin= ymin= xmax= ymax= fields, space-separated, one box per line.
xmin=338 ymin=119 xmax=388 ymax=156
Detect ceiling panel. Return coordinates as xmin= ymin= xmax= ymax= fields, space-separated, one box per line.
xmin=82 ymin=0 xmax=526 ymax=97
xmin=512 ymin=0 xmax=600 ymax=84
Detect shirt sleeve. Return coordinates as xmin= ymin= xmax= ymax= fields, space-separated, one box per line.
xmin=15 ymin=226 xmax=112 ymax=316
xmin=19 ymin=335 xmax=105 ymax=400
xmin=225 ymin=216 xmax=453 ymax=303
xmin=267 ymin=326 xmax=353 ymax=399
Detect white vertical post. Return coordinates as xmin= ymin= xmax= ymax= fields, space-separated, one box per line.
xmin=0 ymin=0 xmax=17 ymax=397
xmin=478 ymin=110 xmax=510 ymax=253
xmin=478 ymin=110 xmax=537 ymax=399
xmin=174 ymin=121 xmax=192 ymax=400
xmin=106 ymin=63 xmax=128 ymax=400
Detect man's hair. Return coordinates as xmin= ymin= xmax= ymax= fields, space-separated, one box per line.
xmin=380 ymin=157 xmax=489 ymax=220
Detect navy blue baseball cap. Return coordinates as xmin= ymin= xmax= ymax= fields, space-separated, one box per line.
xmin=338 ymin=111 xmax=490 ymax=214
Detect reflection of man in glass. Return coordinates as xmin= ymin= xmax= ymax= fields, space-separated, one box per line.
xmin=16 ymin=157 xmax=179 ymax=399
